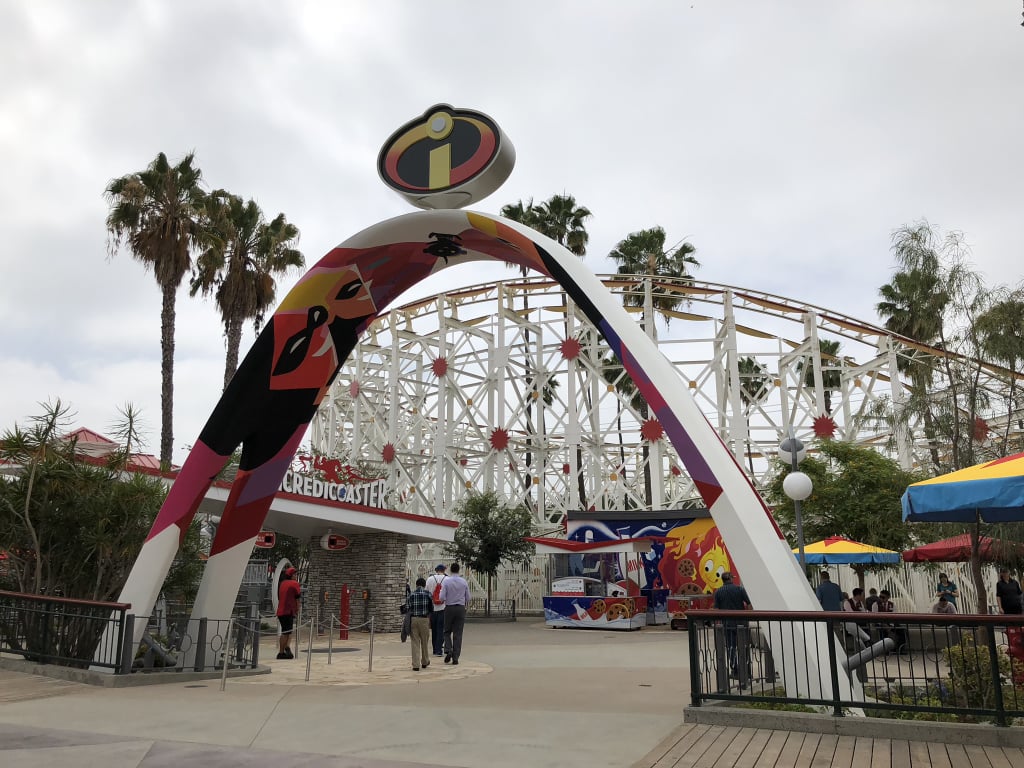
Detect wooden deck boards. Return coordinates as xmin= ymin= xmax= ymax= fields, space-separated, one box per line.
xmin=636 ymin=725 xmax=1024 ymax=768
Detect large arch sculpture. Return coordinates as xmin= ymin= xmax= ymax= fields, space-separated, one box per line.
xmin=111 ymin=209 xmax=848 ymax=697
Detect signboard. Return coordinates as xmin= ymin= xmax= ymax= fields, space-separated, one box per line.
xmin=320 ymin=533 xmax=350 ymax=551
xmin=279 ymin=470 xmax=386 ymax=507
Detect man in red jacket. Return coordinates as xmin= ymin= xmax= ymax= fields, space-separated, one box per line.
xmin=277 ymin=567 xmax=302 ymax=659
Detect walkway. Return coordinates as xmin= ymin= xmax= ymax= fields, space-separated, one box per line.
xmin=0 ymin=621 xmax=1019 ymax=768
xmin=635 ymin=723 xmax=1024 ymax=768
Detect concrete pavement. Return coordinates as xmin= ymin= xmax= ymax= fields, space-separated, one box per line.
xmin=0 ymin=619 xmax=691 ymax=768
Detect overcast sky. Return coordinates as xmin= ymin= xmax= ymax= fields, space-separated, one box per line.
xmin=2 ymin=1 xmax=1022 ymax=465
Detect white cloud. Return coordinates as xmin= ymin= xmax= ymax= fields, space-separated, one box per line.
xmin=2 ymin=0 xmax=1022 ymax=464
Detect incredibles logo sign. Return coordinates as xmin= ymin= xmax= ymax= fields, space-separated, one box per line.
xmin=378 ymin=104 xmax=515 ymax=210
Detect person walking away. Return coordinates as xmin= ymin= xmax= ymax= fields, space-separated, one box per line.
xmin=276 ymin=566 xmax=301 ymax=659
xmin=712 ymin=571 xmax=752 ymax=680
xmin=424 ymin=563 xmax=448 ymax=657
xmin=996 ymin=568 xmax=1023 ymax=614
xmin=439 ymin=562 xmax=471 ymax=665
xmin=936 ymin=573 xmax=959 ymax=608
xmin=815 ymin=571 xmax=843 ymax=612
xmin=406 ymin=577 xmax=433 ymax=671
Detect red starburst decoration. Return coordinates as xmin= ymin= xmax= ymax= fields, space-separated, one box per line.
xmin=562 ymin=463 xmax=571 ymax=474
xmin=432 ymin=357 xmax=448 ymax=377
xmin=640 ymin=419 xmax=663 ymax=442
xmin=973 ymin=416 xmax=989 ymax=442
xmin=349 ymin=381 xmax=360 ymax=398
xmin=489 ymin=428 xmax=510 ymax=451
xmin=812 ymin=415 xmax=837 ymax=439
xmin=670 ymin=465 xmax=682 ymax=476
xmin=382 ymin=443 xmax=396 ymax=463
xmin=560 ymin=338 xmax=582 ymax=361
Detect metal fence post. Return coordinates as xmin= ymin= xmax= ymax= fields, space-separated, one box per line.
xmin=687 ymin=614 xmax=701 ymax=706
xmin=118 ymin=614 xmax=135 ymax=675
xmin=985 ymin=627 xmax=1007 ymax=727
xmin=825 ymin=619 xmax=843 ymax=718
xmin=194 ymin=618 xmax=208 ymax=672
xmin=219 ymin=618 xmax=233 ymax=692
xmin=368 ymin=615 xmax=374 ymax=673
xmin=249 ymin=603 xmax=260 ymax=668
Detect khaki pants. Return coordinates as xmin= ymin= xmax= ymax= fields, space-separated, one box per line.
xmin=410 ymin=616 xmax=431 ymax=669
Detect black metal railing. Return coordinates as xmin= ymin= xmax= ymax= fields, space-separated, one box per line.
xmin=687 ymin=609 xmax=1024 ymax=727
xmin=0 ymin=590 xmax=130 ymax=671
xmin=467 ymin=598 xmax=516 ymax=620
xmin=0 ymin=590 xmax=261 ymax=675
xmin=129 ymin=604 xmax=261 ymax=673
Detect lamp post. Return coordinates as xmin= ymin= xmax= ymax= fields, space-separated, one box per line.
xmin=779 ymin=431 xmax=813 ymax=573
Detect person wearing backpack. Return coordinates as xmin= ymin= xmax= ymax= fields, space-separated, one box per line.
xmin=424 ymin=563 xmax=447 ymax=657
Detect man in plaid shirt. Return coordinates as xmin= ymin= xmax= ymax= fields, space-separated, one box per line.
xmin=407 ymin=577 xmax=433 ymax=671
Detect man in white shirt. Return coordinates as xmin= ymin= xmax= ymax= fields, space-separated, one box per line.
xmin=439 ymin=562 xmax=472 ymax=665
xmin=424 ymin=564 xmax=447 ymax=657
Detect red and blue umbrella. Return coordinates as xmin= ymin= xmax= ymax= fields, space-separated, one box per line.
xmin=902 ymin=452 xmax=1024 ymax=523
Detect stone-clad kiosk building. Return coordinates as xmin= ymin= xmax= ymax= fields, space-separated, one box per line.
xmin=200 ymin=477 xmax=458 ymax=634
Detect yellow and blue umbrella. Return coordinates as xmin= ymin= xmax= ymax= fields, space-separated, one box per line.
xmin=794 ymin=536 xmax=901 ymax=565
xmin=902 ymin=452 xmax=1024 ymax=523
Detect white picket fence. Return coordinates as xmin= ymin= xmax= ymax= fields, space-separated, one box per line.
xmin=817 ymin=561 xmax=1003 ymax=614
xmin=407 ymin=555 xmax=552 ymax=614
xmin=407 ymin=552 xmax=1004 ymax=616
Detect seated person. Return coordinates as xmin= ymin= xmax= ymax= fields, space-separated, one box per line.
xmin=932 ymin=595 xmax=957 ymax=615
xmin=872 ymin=589 xmax=908 ymax=654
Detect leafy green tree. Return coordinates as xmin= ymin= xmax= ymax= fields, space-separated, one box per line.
xmin=0 ymin=402 xmax=201 ymax=601
xmin=105 ymin=152 xmax=210 ymax=468
xmin=0 ymin=403 xmax=202 ymax=663
xmin=764 ymin=440 xmax=923 ymax=561
xmin=444 ymin=490 xmax=535 ymax=615
xmin=190 ymin=191 xmax=304 ymax=390
xmin=874 ymin=221 xmax=1024 ymax=612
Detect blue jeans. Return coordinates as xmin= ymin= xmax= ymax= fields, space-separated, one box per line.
xmin=430 ymin=610 xmax=445 ymax=654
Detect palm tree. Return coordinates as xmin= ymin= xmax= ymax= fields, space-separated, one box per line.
xmin=976 ymin=293 xmax=1024 ymax=453
xmin=796 ymin=339 xmax=842 ymax=416
xmin=600 ymin=351 xmax=645 ymax=508
xmin=502 ymin=194 xmax=593 ymax=508
xmin=105 ymin=152 xmax=208 ymax=468
xmin=608 ymin=227 xmax=699 ymax=329
xmin=607 ymin=227 xmax=699 ymax=506
xmin=737 ymin=356 xmax=771 ymax=475
xmin=191 ymin=191 xmax=304 ymax=389
xmin=876 ymin=222 xmax=955 ymax=471
xmin=531 ymin=194 xmax=591 ymax=257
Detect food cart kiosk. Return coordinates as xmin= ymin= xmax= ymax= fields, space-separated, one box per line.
xmin=529 ymin=537 xmax=653 ymax=630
